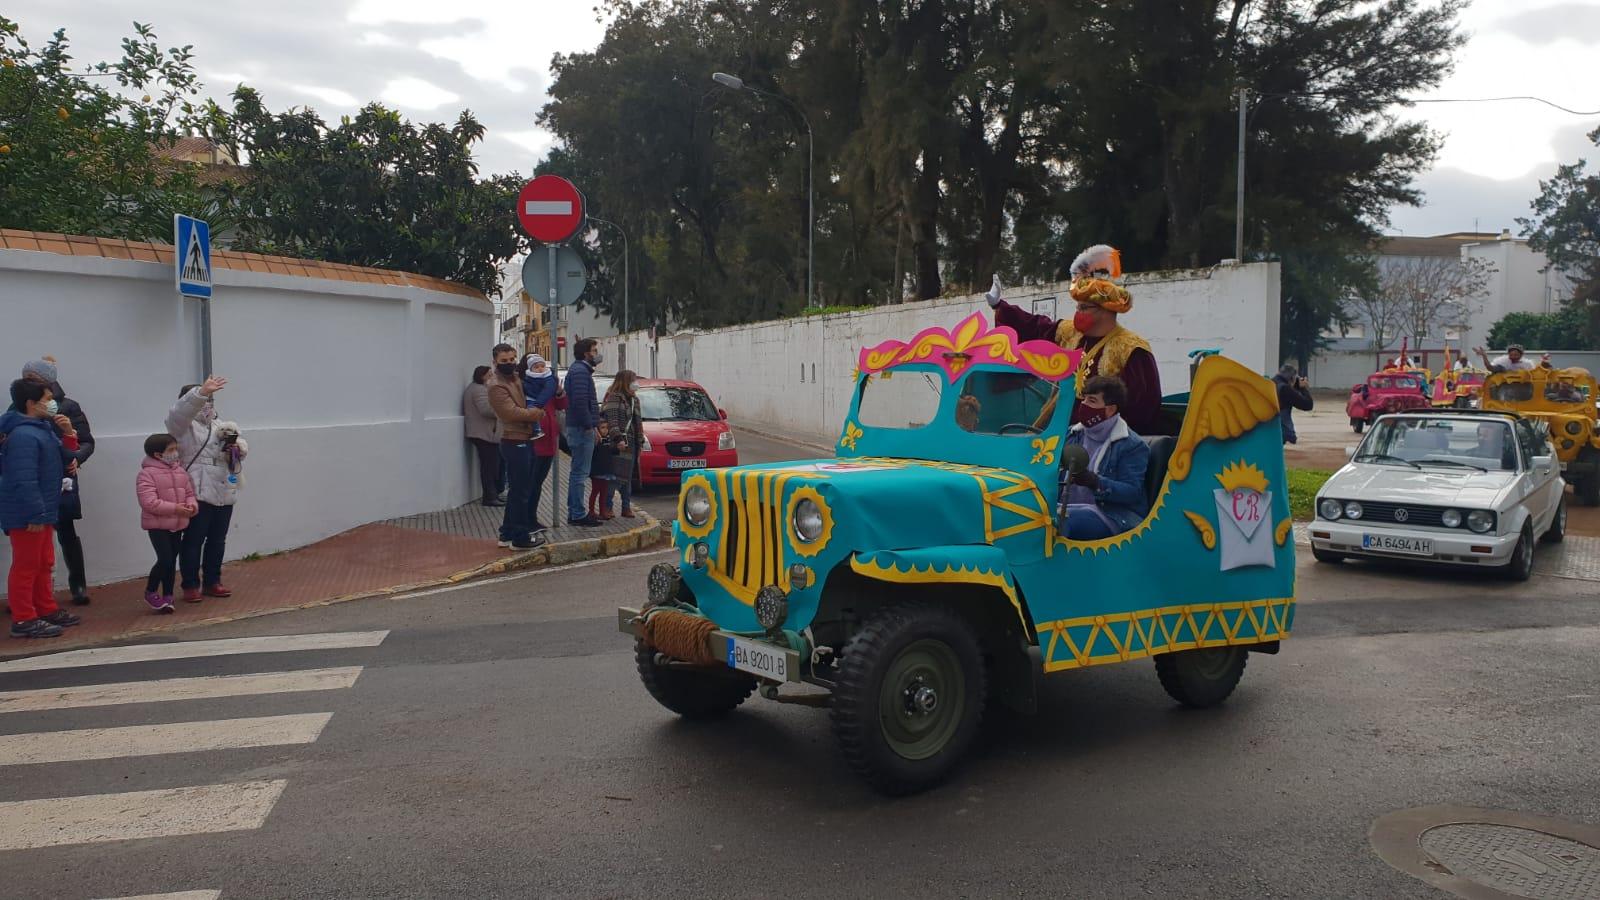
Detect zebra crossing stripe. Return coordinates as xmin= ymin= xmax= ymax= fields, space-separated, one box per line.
xmin=0 ymin=780 xmax=287 ymax=850
xmin=0 ymin=631 xmax=390 ymax=673
xmin=0 ymin=667 xmax=363 ymax=714
xmin=0 ymin=713 xmax=334 ymax=766
xmin=95 ymin=892 xmax=221 ymax=900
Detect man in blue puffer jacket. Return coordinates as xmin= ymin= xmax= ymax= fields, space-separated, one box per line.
xmin=563 ymin=339 xmax=604 ymax=527
xmin=1 ymin=378 xmax=83 ymax=638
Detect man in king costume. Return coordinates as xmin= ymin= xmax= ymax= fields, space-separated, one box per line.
xmin=984 ymin=244 xmax=1164 ymax=434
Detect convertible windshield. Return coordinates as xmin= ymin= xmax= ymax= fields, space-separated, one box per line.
xmin=638 ymin=387 xmax=719 ymax=422
xmin=1370 ymin=376 xmax=1421 ymax=391
xmin=1357 ymin=418 xmax=1518 ymax=471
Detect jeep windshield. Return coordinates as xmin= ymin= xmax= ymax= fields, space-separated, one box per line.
xmin=859 ymin=368 xmax=1059 ymax=435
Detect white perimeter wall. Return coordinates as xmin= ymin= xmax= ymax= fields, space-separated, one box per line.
xmin=0 ymin=249 xmax=490 ymax=588
xmin=1309 ymin=349 xmax=1600 ymax=391
xmin=600 ymin=262 xmax=1280 ymax=443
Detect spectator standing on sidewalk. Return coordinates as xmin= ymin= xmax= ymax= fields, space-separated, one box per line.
xmin=486 ymin=344 xmax=546 ymax=549
xmin=1272 ymin=365 xmax=1315 ymax=446
xmin=22 ymin=358 xmax=96 ymax=605
xmin=1 ymin=378 xmax=83 ymax=638
xmin=463 ymin=366 xmax=503 ymax=507
xmin=135 ymin=434 xmax=197 ymax=613
xmin=168 ymin=376 xmax=246 ymax=602
xmin=563 ymin=339 xmax=604 ymax=527
xmin=527 ymin=360 xmax=567 ymax=534
xmin=601 ymin=370 xmax=642 ymax=518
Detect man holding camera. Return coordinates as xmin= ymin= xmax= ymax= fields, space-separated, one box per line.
xmin=1273 ymin=365 xmax=1315 ymax=446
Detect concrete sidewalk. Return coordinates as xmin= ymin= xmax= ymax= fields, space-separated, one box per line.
xmin=1 ymin=501 xmax=663 ymax=658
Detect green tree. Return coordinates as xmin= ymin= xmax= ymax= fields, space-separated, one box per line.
xmin=216 ymin=88 xmax=522 ymax=295
xmin=1519 ymin=124 xmax=1600 ymax=334
xmin=1486 ymin=308 xmax=1595 ymax=352
xmin=0 ymin=18 xmax=211 ymax=240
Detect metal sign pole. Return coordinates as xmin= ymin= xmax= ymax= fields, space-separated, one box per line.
xmin=549 ymin=245 xmax=563 ymax=525
xmin=199 ymin=297 xmax=213 ymax=379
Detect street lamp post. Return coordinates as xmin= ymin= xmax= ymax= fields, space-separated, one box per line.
xmin=712 ymin=71 xmax=814 ymax=310
xmin=589 ymin=216 xmax=629 ymax=335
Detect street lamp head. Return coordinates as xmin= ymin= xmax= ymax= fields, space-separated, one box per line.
xmin=712 ymin=72 xmax=745 ymax=91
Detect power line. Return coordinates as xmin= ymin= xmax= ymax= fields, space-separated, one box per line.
xmin=1404 ymin=96 xmax=1600 ymax=116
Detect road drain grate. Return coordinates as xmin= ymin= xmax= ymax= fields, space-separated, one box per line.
xmin=1370 ymin=806 xmax=1600 ymax=900
xmin=1419 ymin=823 xmax=1600 ymax=900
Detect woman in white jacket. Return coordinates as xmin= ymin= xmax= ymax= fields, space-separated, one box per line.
xmin=166 ymin=376 xmax=246 ymax=601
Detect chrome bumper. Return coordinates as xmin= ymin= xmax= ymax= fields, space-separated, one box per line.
xmin=1310 ymin=522 xmax=1517 ymax=564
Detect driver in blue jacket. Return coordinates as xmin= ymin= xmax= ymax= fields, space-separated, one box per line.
xmin=1059 ymin=376 xmax=1150 ymax=540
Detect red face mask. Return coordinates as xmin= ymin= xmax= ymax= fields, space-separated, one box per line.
xmin=1072 ymin=309 xmax=1098 ymax=334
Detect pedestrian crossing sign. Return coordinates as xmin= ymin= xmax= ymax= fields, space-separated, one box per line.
xmin=174 ymin=213 xmax=212 ymax=298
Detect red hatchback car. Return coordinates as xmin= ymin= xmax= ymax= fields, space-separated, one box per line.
xmin=632 ymin=378 xmax=739 ymax=485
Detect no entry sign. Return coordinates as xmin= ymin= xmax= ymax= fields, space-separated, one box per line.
xmin=517 ymin=175 xmax=584 ymax=243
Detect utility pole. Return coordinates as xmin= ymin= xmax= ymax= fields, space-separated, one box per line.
xmin=1235 ymin=83 xmax=1248 ymax=262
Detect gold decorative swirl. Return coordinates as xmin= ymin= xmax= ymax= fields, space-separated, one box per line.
xmin=1168 ymin=356 xmax=1281 ymax=483
xmin=1275 ymin=518 xmax=1293 ymax=547
xmin=1183 ymin=510 xmax=1216 ymax=550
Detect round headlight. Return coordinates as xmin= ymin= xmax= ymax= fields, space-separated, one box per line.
xmin=793 ymin=498 xmax=824 ymax=543
xmin=684 ymin=484 xmax=712 ymax=526
xmin=755 ymin=585 xmax=788 ymax=632
xmin=1344 ymin=501 xmax=1364 ymax=520
xmin=1566 ymin=421 xmax=1583 ymax=435
xmin=1467 ymin=510 xmax=1495 ymax=534
xmin=1318 ymin=498 xmax=1343 ymax=520
xmin=1441 ymin=509 xmax=1463 ymax=529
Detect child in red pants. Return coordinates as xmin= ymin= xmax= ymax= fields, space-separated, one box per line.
xmin=2 ymin=378 xmax=82 ymax=638
xmin=587 ymin=420 xmax=618 ymax=520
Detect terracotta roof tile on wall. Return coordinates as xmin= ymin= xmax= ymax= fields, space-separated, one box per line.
xmin=0 ymin=229 xmax=486 ymax=302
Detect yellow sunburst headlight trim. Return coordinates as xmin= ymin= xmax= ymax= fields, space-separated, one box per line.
xmin=677 ymin=473 xmax=717 ymax=540
xmin=787 ymin=485 xmax=834 ymax=557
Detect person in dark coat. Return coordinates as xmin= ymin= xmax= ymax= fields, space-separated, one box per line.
xmin=22 ymin=359 xmax=94 ymax=604
xmin=1 ymin=378 xmax=83 ymax=638
xmin=1272 ymin=364 xmax=1315 ymax=445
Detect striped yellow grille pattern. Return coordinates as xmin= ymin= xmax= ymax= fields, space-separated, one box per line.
xmin=709 ymin=470 xmax=793 ymax=605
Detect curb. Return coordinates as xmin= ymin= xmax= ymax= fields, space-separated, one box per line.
xmin=0 ymin=515 xmax=667 ymax=655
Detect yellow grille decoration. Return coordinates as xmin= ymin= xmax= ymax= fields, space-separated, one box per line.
xmin=705 ymin=469 xmax=798 ymax=605
xmin=677 ymin=472 xmax=717 ymax=540
xmin=1036 ymin=598 xmax=1293 ymax=672
xmin=786 ymin=485 xmax=834 ymax=558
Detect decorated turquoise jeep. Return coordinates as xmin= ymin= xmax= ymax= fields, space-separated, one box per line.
xmin=619 ymin=312 xmax=1297 ymax=794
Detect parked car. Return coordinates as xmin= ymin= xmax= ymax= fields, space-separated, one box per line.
xmin=618 ymin=312 xmax=1295 ymax=795
xmin=1346 ymin=371 xmax=1431 ymax=433
xmin=633 ymin=378 xmax=738 ymax=485
xmin=1311 ymin=410 xmax=1565 ymax=580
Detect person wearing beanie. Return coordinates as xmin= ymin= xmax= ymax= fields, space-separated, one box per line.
xmin=20 ymin=357 xmax=96 ymax=605
xmin=984 ymin=245 xmax=1163 ymax=434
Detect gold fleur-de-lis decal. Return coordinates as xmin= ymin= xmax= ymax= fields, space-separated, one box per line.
xmin=840 ymin=421 xmax=865 ymax=451
xmin=1030 ymin=435 xmax=1059 ymax=465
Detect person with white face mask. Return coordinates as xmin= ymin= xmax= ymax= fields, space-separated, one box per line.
xmin=166 ymin=375 xmax=246 ymax=601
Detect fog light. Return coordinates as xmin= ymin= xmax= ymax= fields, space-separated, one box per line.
xmin=1344 ymin=501 xmax=1364 ymax=520
xmin=1441 ymin=509 xmax=1462 ymax=528
xmin=788 ymin=564 xmax=811 ymax=590
xmin=692 ymin=542 xmax=710 ymax=569
xmin=647 ymin=563 xmax=681 ymax=606
xmin=755 ymin=585 xmax=788 ymax=631
xmin=1317 ymin=498 xmax=1343 ymax=520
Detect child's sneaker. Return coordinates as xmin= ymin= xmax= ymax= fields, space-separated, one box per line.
xmin=10 ymin=618 xmax=63 ymax=639
xmin=41 ymin=610 xmax=81 ymax=627
xmin=145 ymin=592 xmax=170 ymax=613
xmin=159 ymin=595 xmax=176 ymax=613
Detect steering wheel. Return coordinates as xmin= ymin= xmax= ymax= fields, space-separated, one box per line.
xmin=999 ymin=423 xmax=1041 ymax=436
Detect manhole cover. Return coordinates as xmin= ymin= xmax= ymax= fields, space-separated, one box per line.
xmin=1371 ymin=806 xmax=1600 ymax=900
xmin=1420 ymin=823 xmax=1600 ymax=899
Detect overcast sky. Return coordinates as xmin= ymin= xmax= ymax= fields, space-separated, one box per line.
xmin=12 ymin=1 xmax=1598 ymax=239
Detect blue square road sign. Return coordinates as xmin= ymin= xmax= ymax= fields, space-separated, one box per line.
xmin=174 ymin=214 xmax=212 ymax=299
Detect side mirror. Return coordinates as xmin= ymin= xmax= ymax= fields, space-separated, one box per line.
xmin=1533 ymin=454 xmax=1555 ymax=471
xmin=719 ymin=408 xmax=728 ymax=420
xmin=1344 ymin=445 xmax=1358 ymax=458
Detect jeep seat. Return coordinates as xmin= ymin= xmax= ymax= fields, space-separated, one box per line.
xmin=1141 ymin=435 xmax=1176 ymax=506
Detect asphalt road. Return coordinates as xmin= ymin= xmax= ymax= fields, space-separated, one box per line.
xmin=2 ymin=429 xmax=1599 ymax=899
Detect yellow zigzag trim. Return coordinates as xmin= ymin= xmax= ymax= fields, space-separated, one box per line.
xmin=1037 ymin=598 xmax=1293 ymax=673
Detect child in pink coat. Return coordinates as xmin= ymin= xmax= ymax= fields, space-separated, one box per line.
xmin=136 ymin=434 xmax=197 ymax=612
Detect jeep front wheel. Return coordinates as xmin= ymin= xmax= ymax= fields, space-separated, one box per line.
xmin=634 ymin=639 xmax=756 ymax=720
xmin=830 ymin=604 xmax=987 ymax=796
xmin=1154 ymin=646 xmax=1248 ymax=708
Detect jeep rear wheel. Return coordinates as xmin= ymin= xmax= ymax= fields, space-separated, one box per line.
xmin=830 ymin=604 xmax=986 ymax=796
xmin=1154 ymin=646 xmax=1248 ymax=708
xmin=634 ymin=639 xmax=756 ymax=720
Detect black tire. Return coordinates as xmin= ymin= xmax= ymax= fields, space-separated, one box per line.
xmin=1154 ymin=647 xmax=1248 ymax=709
xmin=1312 ymin=547 xmax=1345 ymax=564
xmin=1351 ymin=418 xmax=1365 ymax=434
xmin=1543 ymin=497 xmax=1567 ymax=544
xmin=1503 ymin=523 xmax=1535 ymax=582
xmin=1580 ymin=472 xmax=1600 ymax=508
xmin=634 ymin=639 xmax=755 ymax=720
xmin=830 ymin=603 xmax=987 ymax=796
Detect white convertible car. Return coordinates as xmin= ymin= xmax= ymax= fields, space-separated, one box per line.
xmin=1310 ymin=411 xmax=1566 ymax=580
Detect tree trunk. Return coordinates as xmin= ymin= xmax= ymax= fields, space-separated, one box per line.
xmin=909 ymin=148 xmax=943 ymax=301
